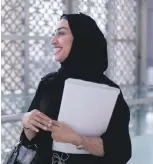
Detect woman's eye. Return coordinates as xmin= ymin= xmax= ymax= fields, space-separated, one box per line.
xmin=52 ymin=31 xmax=65 ymax=37
xmin=58 ymin=31 xmax=65 ymax=36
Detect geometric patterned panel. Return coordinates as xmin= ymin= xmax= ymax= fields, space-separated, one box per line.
xmin=28 ymin=40 xmax=60 ymax=93
xmin=1 ymin=0 xmax=66 ymax=118
xmin=109 ymin=42 xmax=137 ymax=85
xmin=1 ymin=40 xmax=25 ymax=94
xmin=1 ymin=121 xmax=22 ymax=162
xmin=78 ymin=0 xmax=137 ymax=40
xmin=1 ymin=1 xmax=143 ymax=162
xmin=120 ymin=85 xmax=138 ymax=100
xmin=106 ymin=0 xmax=138 ymax=85
xmin=110 ymin=0 xmax=137 ymax=40
xmin=1 ymin=94 xmax=30 ymax=115
xmin=121 ymin=85 xmax=153 ymax=101
xmin=77 ymin=0 xmax=108 ymax=37
xmin=29 ymin=0 xmax=65 ymax=36
xmin=1 ymin=0 xmax=25 ymax=35
xmin=78 ymin=0 xmax=138 ymax=85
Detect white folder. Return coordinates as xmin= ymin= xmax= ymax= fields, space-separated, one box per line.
xmin=52 ymin=78 xmax=120 ymax=154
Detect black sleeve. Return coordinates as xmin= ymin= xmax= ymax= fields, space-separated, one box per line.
xmin=101 ymin=91 xmax=132 ymax=164
xmin=20 ymin=81 xmax=42 ymax=145
xmin=27 ymin=81 xmax=42 ymax=112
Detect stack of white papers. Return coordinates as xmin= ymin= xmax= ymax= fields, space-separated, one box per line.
xmin=52 ymin=78 xmax=120 ymax=154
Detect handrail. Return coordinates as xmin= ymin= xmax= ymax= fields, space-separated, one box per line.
xmin=126 ymin=97 xmax=153 ymax=106
xmin=1 ymin=113 xmax=25 ymax=123
xmin=1 ymin=97 xmax=153 ymax=123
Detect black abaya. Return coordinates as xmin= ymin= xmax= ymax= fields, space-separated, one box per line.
xmin=20 ymin=13 xmax=131 ymax=164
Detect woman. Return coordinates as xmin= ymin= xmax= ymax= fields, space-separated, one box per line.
xmin=21 ymin=13 xmax=131 ymax=164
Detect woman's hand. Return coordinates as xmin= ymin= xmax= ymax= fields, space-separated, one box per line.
xmin=50 ymin=120 xmax=80 ymax=144
xmin=22 ymin=109 xmax=52 ymax=133
xmin=49 ymin=120 xmax=105 ymax=156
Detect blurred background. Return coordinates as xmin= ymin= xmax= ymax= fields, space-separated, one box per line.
xmin=1 ymin=0 xmax=153 ymax=163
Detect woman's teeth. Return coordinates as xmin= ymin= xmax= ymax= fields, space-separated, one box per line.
xmin=54 ymin=48 xmax=62 ymax=55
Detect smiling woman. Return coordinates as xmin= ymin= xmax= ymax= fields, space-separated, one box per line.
xmin=20 ymin=13 xmax=131 ymax=164
xmin=51 ymin=19 xmax=73 ymax=62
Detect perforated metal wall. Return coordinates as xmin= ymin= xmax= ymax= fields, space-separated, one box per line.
xmin=1 ymin=0 xmax=143 ymax=162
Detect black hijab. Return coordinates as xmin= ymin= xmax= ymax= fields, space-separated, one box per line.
xmin=42 ymin=13 xmax=111 ymax=124
xmin=59 ymin=13 xmax=108 ymax=81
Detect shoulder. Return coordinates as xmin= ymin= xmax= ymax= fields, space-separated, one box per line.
xmin=102 ymin=76 xmax=130 ymax=117
xmin=102 ymin=76 xmax=129 ymax=110
xmin=35 ymin=72 xmax=58 ymax=89
xmin=101 ymin=75 xmax=120 ymax=89
xmin=41 ymin=72 xmax=57 ymax=82
xmin=100 ymin=75 xmax=126 ymax=100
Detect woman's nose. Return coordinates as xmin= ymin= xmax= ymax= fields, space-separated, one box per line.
xmin=51 ymin=35 xmax=57 ymax=45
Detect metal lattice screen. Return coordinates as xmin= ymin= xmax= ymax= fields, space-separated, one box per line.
xmin=1 ymin=0 xmax=140 ymax=161
xmin=1 ymin=0 xmax=65 ymax=115
xmin=1 ymin=0 xmax=138 ymax=112
xmin=78 ymin=0 xmax=108 ymax=36
xmin=1 ymin=0 xmax=65 ymax=160
xmin=77 ymin=0 xmax=138 ymax=85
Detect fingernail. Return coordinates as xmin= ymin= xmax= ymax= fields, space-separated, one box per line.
xmin=48 ymin=124 xmax=51 ymax=127
xmin=36 ymin=129 xmax=39 ymax=132
xmin=44 ymin=127 xmax=47 ymax=130
xmin=49 ymin=120 xmax=52 ymax=123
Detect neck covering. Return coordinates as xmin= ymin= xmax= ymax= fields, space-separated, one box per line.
xmin=59 ymin=13 xmax=108 ymax=81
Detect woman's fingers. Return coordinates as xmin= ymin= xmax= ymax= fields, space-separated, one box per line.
xmin=49 ymin=120 xmax=61 ymax=132
xmin=27 ymin=124 xmax=39 ymax=133
xmin=52 ymin=120 xmax=60 ymax=127
xmin=22 ymin=109 xmax=53 ymax=132
xmin=34 ymin=116 xmax=51 ymax=128
xmin=30 ymin=120 xmax=49 ymax=131
xmin=36 ymin=112 xmax=52 ymax=123
xmin=35 ymin=111 xmax=52 ymax=128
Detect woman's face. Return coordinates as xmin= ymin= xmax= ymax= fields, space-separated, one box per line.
xmin=51 ymin=19 xmax=73 ymax=62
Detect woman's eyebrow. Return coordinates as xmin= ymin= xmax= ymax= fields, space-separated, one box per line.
xmin=56 ymin=27 xmax=68 ymax=31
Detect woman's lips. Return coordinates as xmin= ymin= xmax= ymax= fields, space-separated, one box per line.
xmin=53 ymin=48 xmax=62 ymax=56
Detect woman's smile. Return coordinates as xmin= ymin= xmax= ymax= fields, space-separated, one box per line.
xmin=53 ymin=47 xmax=62 ymax=56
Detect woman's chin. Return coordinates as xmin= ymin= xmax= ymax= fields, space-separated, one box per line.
xmin=53 ymin=55 xmax=63 ymax=63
